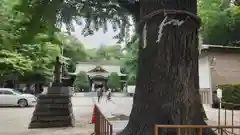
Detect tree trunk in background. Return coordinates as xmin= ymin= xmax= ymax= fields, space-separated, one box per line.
xmin=118 ymin=0 xmax=216 ymax=135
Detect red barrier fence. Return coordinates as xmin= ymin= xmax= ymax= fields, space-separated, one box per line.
xmin=94 ymin=105 xmax=113 ymax=135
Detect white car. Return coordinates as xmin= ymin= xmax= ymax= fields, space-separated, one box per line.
xmin=0 ymin=88 xmax=37 ymax=107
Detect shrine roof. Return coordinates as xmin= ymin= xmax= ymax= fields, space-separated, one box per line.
xmin=76 ymin=60 xmax=121 ymax=65
xmin=74 ymin=61 xmax=123 ymax=75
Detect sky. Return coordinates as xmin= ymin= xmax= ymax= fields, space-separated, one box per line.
xmin=71 ymin=20 xmax=134 ymax=49
xmin=71 ymin=23 xmax=119 ymax=49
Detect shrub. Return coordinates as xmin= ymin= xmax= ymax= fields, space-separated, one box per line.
xmin=218 ymin=84 xmax=240 ymax=110
xmin=107 ymin=72 xmax=121 ymax=90
xmin=127 ymin=76 xmax=136 ymax=85
xmin=73 ymin=71 xmax=90 ymax=90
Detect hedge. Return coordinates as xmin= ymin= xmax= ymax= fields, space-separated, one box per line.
xmin=73 ymin=71 xmax=90 ymax=90
xmin=218 ymin=84 xmax=240 ymax=110
xmin=107 ymin=72 xmax=121 ymax=90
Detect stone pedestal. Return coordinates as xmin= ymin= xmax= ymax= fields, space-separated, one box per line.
xmin=28 ymin=87 xmax=75 ymax=129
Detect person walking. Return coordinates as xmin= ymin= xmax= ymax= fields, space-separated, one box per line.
xmin=100 ymin=87 xmax=103 ymax=99
xmin=96 ymin=87 xmax=101 ymax=103
xmin=106 ymin=88 xmax=112 ymax=102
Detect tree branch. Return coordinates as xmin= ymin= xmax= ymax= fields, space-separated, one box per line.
xmin=117 ymin=0 xmax=140 ymax=22
xmin=233 ymin=0 xmax=240 ymax=5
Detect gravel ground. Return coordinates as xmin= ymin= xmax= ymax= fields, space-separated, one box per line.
xmin=0 ymin=97 xmax=94 ymax=135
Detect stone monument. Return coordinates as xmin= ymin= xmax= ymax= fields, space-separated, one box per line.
xmin=28 ymin=56 xmax=75 ymax=128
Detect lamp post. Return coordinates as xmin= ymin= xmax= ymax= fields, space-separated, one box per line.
xmin=60 ymin=41 xmax=64 ymax=81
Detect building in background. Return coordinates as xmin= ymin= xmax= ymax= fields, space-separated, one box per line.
xmin=199 ymin=44 xmax=240 ymax=104
xmin=73 ymin=61 xmax=127 ymax=91
xmin=70 ymin=45 xmax=240 ymax=104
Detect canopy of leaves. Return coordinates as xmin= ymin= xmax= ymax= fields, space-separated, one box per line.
xmin=121 ymin=35 xmax=138 ymax=84
xmin=107 ymin=72 xmax=121 ymax=90
xmin=120 ymin=0 xmax=240 ymax=85
xmin=82 ymin=44 xmax=123 ymax=62
xmin=3 ymin=0 xmax=239 ymax=85
xmin=18 ymin=43 xmax=61 ymax=82
xmin=0 ymin=0 xmax=34 ymax=79
xmin=199 ymin=0 xmax=240 ymax=46
xmin=1 ymin=0 xmax=124 ymax=82
xmin=15 ymin=0 xmax=131 ymax=43
xmin=96 ymin=44 xmax=123 ymax=60
xmin=54 ymin=32 xmax=88 ymax=73
xmin=229 ymin=5 xmax=240 ymax=45
xmin=0 ymin=0 xmax=85 ymax=83
xmin=0 ymin=50 xmax=32 ymax=76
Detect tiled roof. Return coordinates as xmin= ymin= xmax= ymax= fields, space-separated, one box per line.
xmin=74 ymin=62 xmax=124 ymax=76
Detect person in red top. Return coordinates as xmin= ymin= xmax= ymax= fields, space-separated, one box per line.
xmin=96 ymin=88 xmax=101 ymax=103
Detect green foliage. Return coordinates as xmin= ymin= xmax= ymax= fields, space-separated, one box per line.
xmin=0 ymin=50 xmax=32 ymax=76
xmin=107 ymin=72 xmax=121 ymax=90
xmin=0 ymin=0 xmax=83 ymax=83
xmin=199 ymin=0 xmax=240 ymax=46
xmin=74 ymin=71 xmax=90 ymax=90
xmin=55 ymin=32 xmax=88 ymax=73
xmin=229 ymin=5 xmax=240 ymax=46
xmin=15 ymin=0 xmax=131 ymax=43
xmin=0 ymin=0 xmax=124 ymax=83
xmin=0 ymin=0 xmax=33 ymax=78
xmin=19 ymin=43 xmax=61 ymax=82
xmin=218 ymin=84 xmax=240 ymax=109
xmin=127 ymin=76 xmax=136 ymax=85
xmin=104 ymin=45 xmax=123 ymax=60
xmin=2 ymin=0 xmax=239 ymax=86
xmin=83 ymin=45 xmax=123 ymax=62
xmin=95 ymin=44 xmax=123 ymax=60
xmin=120 ymin=2 xmax=240 ymax=84
xmin=121 ymin=35 xmax=138 ymax=84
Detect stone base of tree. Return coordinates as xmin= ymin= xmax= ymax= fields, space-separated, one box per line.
xmin=28 ymin=87 xmax=75 ymax=129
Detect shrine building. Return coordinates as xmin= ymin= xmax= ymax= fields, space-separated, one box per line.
xmin=71 ymin=61 xmax=127 ymax=91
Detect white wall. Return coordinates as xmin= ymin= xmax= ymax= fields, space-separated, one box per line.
xmin=75 ymin=63 xmax=96 ymax=74
xmin=199 ymin=56 xmax=211 ymax=88
xmin=75 ymin=59 xmax=211 ymax=89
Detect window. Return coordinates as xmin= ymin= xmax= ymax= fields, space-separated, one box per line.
xmin=3 ymin=90 xmax=14 ymax=95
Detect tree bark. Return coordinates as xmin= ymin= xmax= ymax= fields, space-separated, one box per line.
xmin=118 ymin=0 xmax=216 ymax=135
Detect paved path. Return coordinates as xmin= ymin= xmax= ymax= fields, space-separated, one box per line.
xmin=95 ymin=97 xmax=132 ymax=133
xmin=204 ymin=105 xmax=240 ymax=125
xmin=0 ymin=97 xmax=94 ymax=135
xmin=96 ymin=97 xmax=240 ymax=133
xmin=95 ymin=97 xmax=132 ymax=117
xmin=4 ymin=96 xmax=237 ymax=135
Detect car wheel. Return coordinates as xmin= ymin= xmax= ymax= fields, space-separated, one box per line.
xmin=18 ymin=99 xmax=28 ymax=108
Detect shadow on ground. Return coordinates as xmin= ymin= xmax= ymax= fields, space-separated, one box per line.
xmin=108 ymin=114 xmax=129 ymax=121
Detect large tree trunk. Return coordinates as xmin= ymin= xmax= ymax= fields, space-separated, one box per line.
xmin=118 ymin=0 xmax=216 ymax=135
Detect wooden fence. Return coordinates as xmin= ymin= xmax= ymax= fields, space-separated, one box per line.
xmin=154 ymin=125 xmax=240 ymax=135
xmin=155 ymin=102 xmax=240 ymax=135
xmin=217 ymin=102 xmax=240 ymax=134
xmin=93 ymin=100 xmax=240 ymax=135
xmin=94 ymin=104 xmax=113 ymax=135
